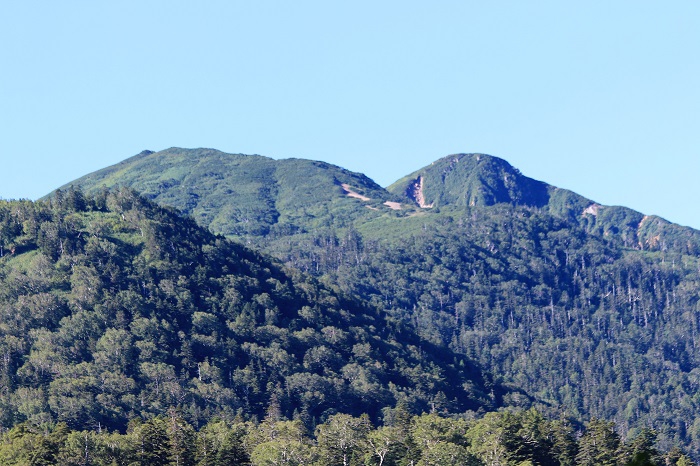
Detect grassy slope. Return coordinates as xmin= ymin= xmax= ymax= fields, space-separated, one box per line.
xmin=55 ymin=148 xmax=700 ymax=254
xmin=55 ymin=148 xmax=412 ymax=239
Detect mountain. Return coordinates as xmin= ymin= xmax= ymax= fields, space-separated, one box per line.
xmin=49 ymin=148 xmax=700 ymax=456
xmin=0 ymin=188 xmax=498 ymax=433
xmin=388 ymin=153 xmax=700 ymax=254
xmin=389 ymin=153 xmax=551 ymax=209
xmin=55 ymin=148 xmax=408 ymax=239
xmin=61 ymin=149 xmax=700 ymax=256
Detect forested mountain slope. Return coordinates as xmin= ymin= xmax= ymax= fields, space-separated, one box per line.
xmin=278 ymin=205 xmax=700 ymax=452
xmin=0 ymin=189 xmax=497 ymax=434
xmin=51 ymin=148 xmax=700 ymax=457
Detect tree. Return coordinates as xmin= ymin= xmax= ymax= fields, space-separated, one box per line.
xmin=416 ymin=441 xmax=477 ymax=466
xmin=465 ymin=411 xmax=513 ymax=466
xmin=133 ymin=417 xmax=170 ymax=466
xmin=365 ymin=426 xmax=401 ymax=466
xmin=575 ymin=418 xmax=620 ymax=466
xmin=549 ymin=417 xmax=577 ymax=466
xmin=0 ymin=422 xmax=66 ymax=466
xmin=249 ymin=419 xmax=314 ymax=466
xmin=55 ymin=430 xmax=101 ymax=466
xmin=410 ymin=413 xmax=467 ymax=453
xmin=167 ymin=409 xmax=196 ymax=466
xmin=215 ymin=425 xmax=251 ymax=466
xmin=620 ymin=429 xmax=659 ymax=466
xmin=315 ymin=413 xmax=371 ymax=466
xmin=195 ymin=420 xmax=250 ymax=466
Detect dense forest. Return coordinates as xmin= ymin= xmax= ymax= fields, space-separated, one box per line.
xmin=263 ymin=204 xmax=700 ymax=455
xmin=0 ymin=188 xmax=500 ymax=437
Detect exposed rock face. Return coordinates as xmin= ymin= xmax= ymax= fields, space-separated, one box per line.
xmin=583 ymin=204 xmax=600 ymax=216
xmin=406 ymin=176 xmax=433 ymax=208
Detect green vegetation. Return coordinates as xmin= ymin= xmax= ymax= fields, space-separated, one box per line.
xmin=54 ymin=148 xmax=407 ymax=240
xmin=41 ymin=148 xmax=700 ymax=459
xmin=0 ymin=408 xmax=694 ymax=465
xmin=266 ymin=205 xmax=700 ymax=455
xmin=0 ymin=188 xmax=497 ymax=436
xmin=388 ymin=153 xmax=550 ymax=209
xmin=61 ymin=149 xmax=700 ymax=254
xmin=388 ymin=153 xmax=700 ymax=253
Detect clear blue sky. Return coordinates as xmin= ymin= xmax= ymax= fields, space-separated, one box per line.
xmin=2 ymin=2 xmax=699 ymax=229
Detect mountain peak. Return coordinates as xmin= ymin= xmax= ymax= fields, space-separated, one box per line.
xmin=388 ymin=152 xmax=550 ymax=209
xmin=51 ymin=147 xmax=700 ymax=254
xmin=51 ymin=148 xmax=401 ymax=238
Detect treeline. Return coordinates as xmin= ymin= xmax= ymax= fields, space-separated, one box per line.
xmin=0 ymin=407 xmax=694 ymax=465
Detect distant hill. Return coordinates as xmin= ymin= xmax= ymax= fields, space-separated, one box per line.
xmin=389 ymin=153 xmax=551 ymax=209
xmin=49 ymin=148 xmax=700 ymax=456
xmin=59 ymin=149 xmax=700 ymax=255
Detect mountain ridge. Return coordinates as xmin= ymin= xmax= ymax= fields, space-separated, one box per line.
xmin=53 ymin=148 xmax=700 ymax=258
xmin=54 ymin=148 xmax=409 ymax=239
xmin=388 ymin=152 xmax=700 ymax=253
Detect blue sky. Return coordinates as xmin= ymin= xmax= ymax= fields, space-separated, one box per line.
xmin=2 ymin=1 xmax=699 ymax=229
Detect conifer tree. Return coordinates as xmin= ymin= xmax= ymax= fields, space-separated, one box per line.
xmin=575 ymin=418 xmax=620 ymax=466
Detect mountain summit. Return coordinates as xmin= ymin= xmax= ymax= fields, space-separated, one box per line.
xmin=57 ymin=147 xmax=405 ymax=239
xmin=55 ymin=148 xmax=700 ymax=253
xmin=388 ymin=152 xmax=700 ymax=253
xmin=389 ymin=153 xmax=551 ymax=209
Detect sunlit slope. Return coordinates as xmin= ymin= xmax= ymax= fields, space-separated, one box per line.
xmin=54 ymin=147 xmax=407 ymax=238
